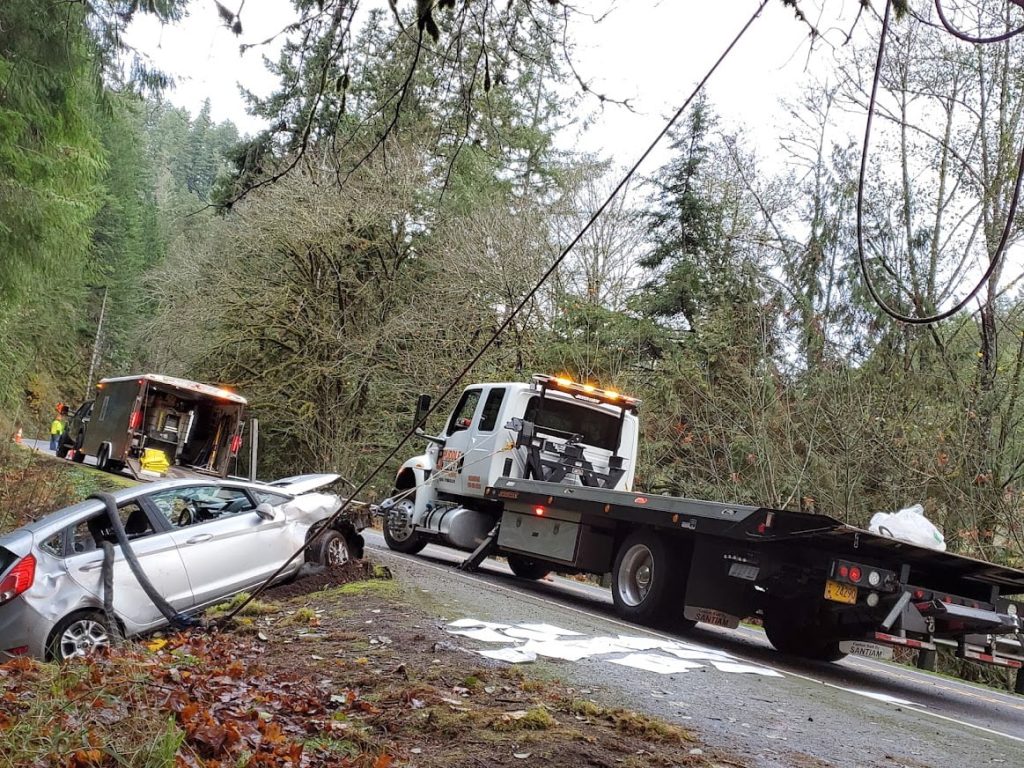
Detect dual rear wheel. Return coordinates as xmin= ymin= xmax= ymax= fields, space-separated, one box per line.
xmin=611 ymin=530 xmax=695 ymax=630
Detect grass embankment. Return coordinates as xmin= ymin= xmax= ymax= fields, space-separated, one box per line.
xmin=0 ymin=441 xmax=135 ymax=533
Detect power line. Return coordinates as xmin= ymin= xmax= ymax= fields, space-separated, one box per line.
xmin=220 ymin=0 xmax=771 ymax=622
xmin=856 ymin=0 xmax=1024 ymax=325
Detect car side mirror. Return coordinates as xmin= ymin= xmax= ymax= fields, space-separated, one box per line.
xmin=413 ymin=393 xmax=432 ymax=430
xmin=255 ymin=502 xmax=276 ymax=521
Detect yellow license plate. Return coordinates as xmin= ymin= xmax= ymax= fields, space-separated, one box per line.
xmin=824 ymin=580 xmax=858 ymax=605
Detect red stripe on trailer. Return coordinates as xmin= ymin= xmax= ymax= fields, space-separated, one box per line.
xmin=962 ymin=650 xmax=1022 ymax=669
xmin=873 ymin=632 xmax=935 ymax=650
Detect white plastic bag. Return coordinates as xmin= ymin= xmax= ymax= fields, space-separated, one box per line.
xmin=869 ymin=504 xmax=946 ymax=551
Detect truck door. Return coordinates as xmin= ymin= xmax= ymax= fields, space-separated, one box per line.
xmin=462 ymin=387 xmax=508 ymax=495
xmin=436 ymin=388 xmax=482 ymax=497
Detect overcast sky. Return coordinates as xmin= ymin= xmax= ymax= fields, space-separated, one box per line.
xmin=124 ymin=1 xmax=863 ymax=168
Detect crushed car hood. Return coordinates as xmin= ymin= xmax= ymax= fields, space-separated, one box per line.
xmin=280 ymin=492 xmax=343 ymax=525
xmin=265 ymin=473 xmax=341 ymax=495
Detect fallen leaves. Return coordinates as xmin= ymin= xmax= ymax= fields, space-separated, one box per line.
xmin=0 ymin=631 xmax=385 ymax=768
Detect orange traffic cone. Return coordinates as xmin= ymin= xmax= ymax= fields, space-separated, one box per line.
xmin=12 ymin=427 xmax=22 ymax=444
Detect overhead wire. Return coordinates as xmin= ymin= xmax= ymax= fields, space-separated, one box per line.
xmin=219 ymin=0 xmax=771 ymax=623
xmin=934 ymin=0 xmax=1024 ymax=43
xmin=856 ymin=0 xmax=1024 ymax=325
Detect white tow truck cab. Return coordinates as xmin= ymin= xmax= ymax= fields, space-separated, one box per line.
xmin=382 ymin=375 xmax=640 ymax=562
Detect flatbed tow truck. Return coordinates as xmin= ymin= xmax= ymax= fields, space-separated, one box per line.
xmin=379 ymin=375 xmax=1024 ymax=691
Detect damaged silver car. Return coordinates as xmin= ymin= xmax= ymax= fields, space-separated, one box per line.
xmin=0 ymin=474 xmax=366 ymax=661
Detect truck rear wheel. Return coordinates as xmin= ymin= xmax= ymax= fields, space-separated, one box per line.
xmin=612 ymin=530 xmax=682 ymax=626
xmin=507 ymin=554 xmax=551 ymax=580
xmin=764 ymin=601 xmax=846 ymax=662
xmin=382 ymin=498 xmax=426 ymax=555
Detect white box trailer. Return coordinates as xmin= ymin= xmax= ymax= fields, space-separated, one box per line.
xmin=64 ymin=374 xmax=246 ymax=479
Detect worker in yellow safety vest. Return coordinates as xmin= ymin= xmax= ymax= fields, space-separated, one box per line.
xmin=49 ymin=415 xmax=64 ymax=452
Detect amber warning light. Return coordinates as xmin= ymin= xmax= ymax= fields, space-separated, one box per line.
xmin=533 ymin=374 xmax=641 ymax=410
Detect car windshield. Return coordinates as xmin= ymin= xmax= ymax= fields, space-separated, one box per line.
xmin=524 ymin=396 xmax=621 ymax=451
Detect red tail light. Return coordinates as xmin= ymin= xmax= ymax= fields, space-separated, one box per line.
xmin=0 ymin=554 xmax=36 ymax=606
xmin=128 ymin=411 xmax=142 ymax=430
xmin=230 ymin=435 xmax=243 ymax=454
xmin=534 ymin=506 xmax=545 ymax=516
xmin=848 ymin=566 xmax=862 ymax=583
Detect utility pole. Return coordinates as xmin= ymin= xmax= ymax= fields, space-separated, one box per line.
xmin=249 ymin=418 xmax=259 ymax=481
xmin=84 ymin=286 xmax=108 ymax=400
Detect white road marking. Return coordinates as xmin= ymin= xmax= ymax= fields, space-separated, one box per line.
xmin=369 ymin=541 xmax=1024 ymax=745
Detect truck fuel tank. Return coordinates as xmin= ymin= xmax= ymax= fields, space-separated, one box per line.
xmin=420 ymin=505 xmax=495 ymax=550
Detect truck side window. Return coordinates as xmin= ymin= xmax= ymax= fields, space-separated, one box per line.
xmin=447 ymin=389 xmax=481 ymax=434
xmin=98 ymin=396 xmax=110 ymax=421
xmin=478 ymin=388 xmax=506 ymax=432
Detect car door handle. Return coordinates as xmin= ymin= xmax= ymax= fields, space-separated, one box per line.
xmin=79 ymin=562 xmax=103 ymax=572
xmin=186 ymin=534 xmax=213 ymax=544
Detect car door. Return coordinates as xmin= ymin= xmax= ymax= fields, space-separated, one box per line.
xmin=146 ymin=485 xmax=294 ymax=607
xmin=64 ymin=500 xmax=193 ymax=630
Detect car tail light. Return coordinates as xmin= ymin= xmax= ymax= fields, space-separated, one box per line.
xmin=4 ymin=646 xmax=28 ymax=656
xmin=848 ymin=566 xmax=862 ymax=583
xmin=0 ymin=554 xmax=36 ymax=606
xmin=534 ymin=506 xmax=545 ymax=516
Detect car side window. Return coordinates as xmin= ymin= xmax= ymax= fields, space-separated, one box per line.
xmin=447 ymin=389 xmax=481 ymax=435
xmin=39 ymin=533 xmax=64 ymax=557
xmin=148 ymin=486 xmax=257 ymax=528
xmin=68 ymin=502 xmax=155 ymax=555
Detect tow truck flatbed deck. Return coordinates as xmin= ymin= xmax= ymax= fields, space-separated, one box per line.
xmin=486 ymin=477 xmax=1024 ymax=596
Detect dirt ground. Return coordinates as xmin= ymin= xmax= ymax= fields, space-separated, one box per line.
xmin=220 ymin=558 xmax=753 ymax=768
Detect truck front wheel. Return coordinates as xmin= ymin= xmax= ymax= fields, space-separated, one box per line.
xmin=611 ymin=530 xmax=681 ymax=626
xmin=382 ymin=498 xmax=426 ymax=555
xmin=507 ymin=554 xmax=551 ymax=580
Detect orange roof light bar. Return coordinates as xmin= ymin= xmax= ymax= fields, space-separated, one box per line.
xmin=531 ymin=374 xmax=641 ymax=410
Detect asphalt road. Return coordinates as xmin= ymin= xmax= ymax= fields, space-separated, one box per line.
xmin=364 ymin=530 xmax=1024 ymax=768
xmin=21 ymin=438 xmax=98 ymax=468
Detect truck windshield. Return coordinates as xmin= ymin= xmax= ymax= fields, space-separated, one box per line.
xmin=524 ymin=396 xmax=621 ymax=451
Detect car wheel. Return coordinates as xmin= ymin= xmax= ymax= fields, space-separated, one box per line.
xmin=507 ymin=554 xmax=551 ymax=580
xmin=95 ymin=444 xmax=109 ymax=471
xmin=48 ymin=611 xmax=114 ymax=662
xmin=382 ymin=498 xmax=426 ymax=554
xmin=314 ymin=530 xmax=350 ymax=567
xmin=55 ymin=438 xmax=69 ymax=459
